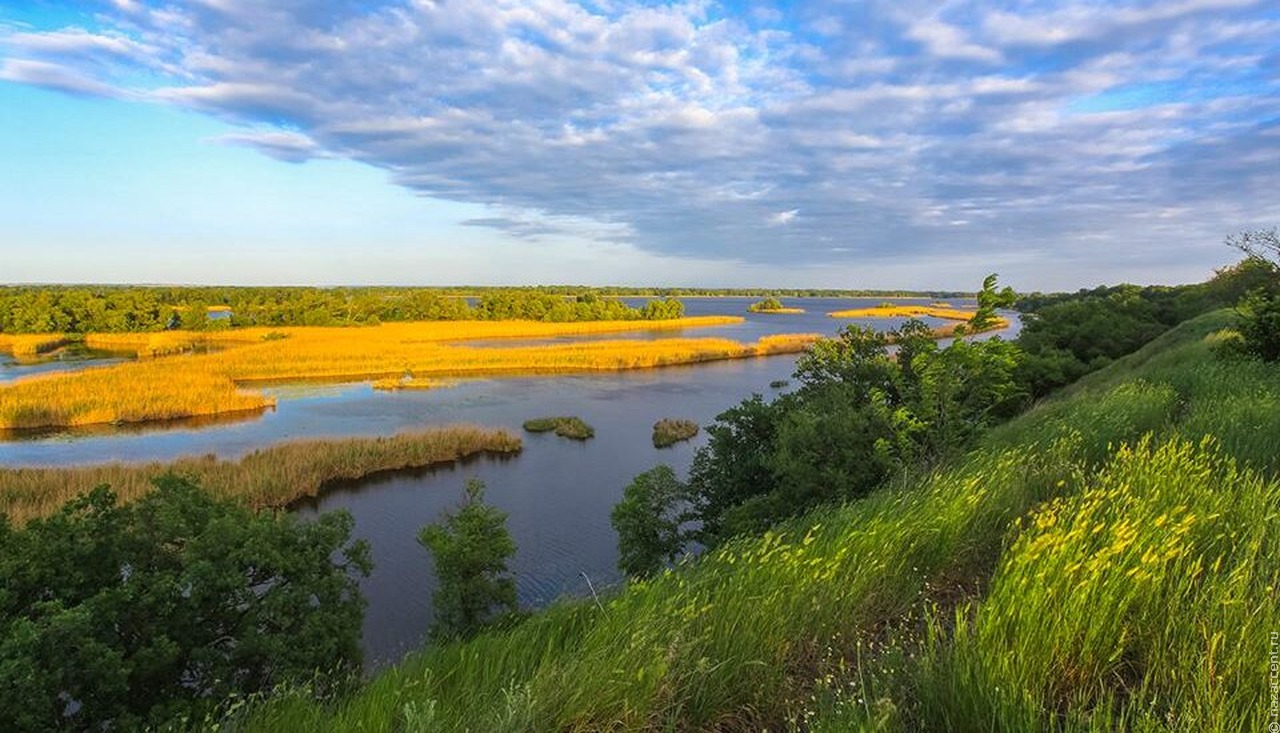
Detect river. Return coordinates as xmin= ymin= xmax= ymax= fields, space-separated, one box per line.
xmin=0 ymin=297 xmax=1018 ymax=669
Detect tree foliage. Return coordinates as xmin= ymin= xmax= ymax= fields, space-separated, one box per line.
xmin=0 ymin=286 xmax=690 ymax=335
xmin=419 ymin=479 xmax=518 ymax=641
xmin=0 ymin=476 xmax=370 ymax=731
xmin=611 ymin=466 xmax=691 ymax=578
xmin=966 ymin=273 xmax=1017 ymax=333
xmin=620 ymin=276 xmax=1028 ymax=551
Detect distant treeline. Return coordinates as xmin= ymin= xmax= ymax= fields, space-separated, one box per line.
xmin=0 ymin=286 xmax=690 ymax=334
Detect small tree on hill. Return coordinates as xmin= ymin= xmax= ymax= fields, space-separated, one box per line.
xmin=419 ymin=479 xmax=518 ymax=641
xmin=1226 ymin=227 xmax=1280 ymax=270
xmin=1224 ymin=229 xmax=1280 ymax=362
xmin=612 ymin=465 xmax=691 ymax=578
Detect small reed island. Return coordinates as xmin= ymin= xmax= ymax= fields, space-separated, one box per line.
xmin=652 ymin=418 xmax=699 ymax=448
xmin=747 ymin=297 xmax=805 ymax=314
xmin=523 ymin=416 xmax=595 ymax=440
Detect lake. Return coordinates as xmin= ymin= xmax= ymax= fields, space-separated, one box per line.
xmin=0 ymin=297 xmax=1019 ymax=669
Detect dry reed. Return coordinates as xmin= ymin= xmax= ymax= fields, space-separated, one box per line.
xmin=0 ymin=319 xmax=816 ymax=430
xmin=0 ymin=425 xmax=522 ymax=523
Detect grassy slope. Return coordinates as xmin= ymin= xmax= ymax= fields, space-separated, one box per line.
xmin=236 ymin=310 xmax=1279 ymax=732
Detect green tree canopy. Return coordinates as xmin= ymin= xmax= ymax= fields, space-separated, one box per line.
xmin=611 ymin=465 xmax=691 ymax=578
xmin=0 ymin=476 xmax=370 ymax=731
xmin=419 ymin=479 xmax=518 ymax=641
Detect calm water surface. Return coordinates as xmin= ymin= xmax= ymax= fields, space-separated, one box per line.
xmin=0 ymin=297 xmax=1019 ymax=668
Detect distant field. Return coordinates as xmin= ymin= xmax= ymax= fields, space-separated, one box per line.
xmin=0 ymin=317 xmax=827 ymax=430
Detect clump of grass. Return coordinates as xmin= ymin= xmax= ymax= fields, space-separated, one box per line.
xmin=829 ymin=303 xmax=981 ymax=322
xmin=0 ymin=333 xmax=72 ymax=359
xmin=0 ymin=425 xmax=521 ymax=524
xmin=371 ymin=375 xmax=452 ymax=391
xmin=652 ymin=418 xmax=699 ymax=448
xmin=523 ymin=416 xmax=595 ymax=440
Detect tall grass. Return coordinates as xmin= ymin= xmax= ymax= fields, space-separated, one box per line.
xmin=84 ymin=329 xmax=266 ymax=357
xmin=0 ymin=426 xmax=521 ymax=523
xmin=0 ymin=319 xmax=815 ymax=430
xmin=226 ymin=309 xmax=1280 ymax=732
xmin=909 ymin=437 xmax=1279 ymax=731
xmin=0 ymin=358 xmax=274 ymax=430
xmin=0 ymin=333 xmax=71 ymax=358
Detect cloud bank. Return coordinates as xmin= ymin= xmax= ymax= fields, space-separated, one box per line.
xmin=2 ymin=0 xmax=1278 ymax=286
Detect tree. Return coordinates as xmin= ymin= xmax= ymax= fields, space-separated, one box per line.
xmin=1225 ymin=227 xmax=1280 ymax=270
xmin=1223 ymin=229 xmax=1280 ymax=362
xmin=967 ymin=273 xmax=1017 ymax=333
xmin=686 ymin=394 xmax=787 ymax=545
xmin=611 ymin=466 xmax=690 ymax=578
xmin=1233 ymin=288 xmax=1280 ymax=362
xmin=419 ymin=479 xmax=518 ymax=641
xmin=0 ymin=476 xmax=370 ymax=731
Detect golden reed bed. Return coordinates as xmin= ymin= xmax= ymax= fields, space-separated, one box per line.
xmin=828 ymin=303 xmax=1011 ymax=333
xmin=0 ymin=333 xmax=71 ymax=359
xmin=0 ymin=317 xmax=822 ymax=430
xmin=0 ymin=426 xmax=522 ymax=523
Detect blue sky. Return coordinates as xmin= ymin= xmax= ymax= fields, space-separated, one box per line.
xmin=0 ymin=0 xmax=1277 ymax=290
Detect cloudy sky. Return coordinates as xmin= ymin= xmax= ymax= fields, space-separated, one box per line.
xmin=1 ymin=0 xmax=1276 ymax=290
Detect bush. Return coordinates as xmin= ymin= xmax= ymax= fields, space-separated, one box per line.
xmin=611 ymin=466 xmax=690 ymax=577
xmin=1234 ymin=289 xmax=1280 ymax=361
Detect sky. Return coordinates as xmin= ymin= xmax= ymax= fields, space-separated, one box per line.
xmin=0 ymin=0 xmax=1277 ymax=291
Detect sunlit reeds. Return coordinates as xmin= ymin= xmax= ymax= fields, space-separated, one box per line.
xmin=0 ymin=333 xmax=71 ymax=359
xmin=84 ymin=329 xmax=267 ymax=357
xmin=0 ymin=358 xmax=274 ymax=430
xmin=0 ymin=320 xmax=816 ymax=430
xmin=829 ymin=303 xmax=1011 ymax=335
xmin=827 ymin=303 xmax=979 ymax=320
xmin=0 ymin=425 xmax=521 ymax=523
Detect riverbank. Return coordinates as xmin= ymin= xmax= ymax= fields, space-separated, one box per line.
xmin=0 ymin=425 xmax=522 ymax=523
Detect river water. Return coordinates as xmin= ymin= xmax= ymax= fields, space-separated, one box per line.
xmin=0 ymin=297 xmax=1018 ymax=669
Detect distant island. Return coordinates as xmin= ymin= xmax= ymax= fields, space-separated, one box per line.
xmin=747 ymin=297 xmax=805 ymax=314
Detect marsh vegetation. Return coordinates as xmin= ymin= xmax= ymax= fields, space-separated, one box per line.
xmin=0 ymin=426 xmax=521 ymax=523
xmin=747 ymin=297 xmax=804 ymax=314
xmin=522 ymin=416 xmax=595 ymax=440
xmin=0 ymin=318 xmax=823 ymax=430
xmin=651 ymin=418 xmax=699 ymax=448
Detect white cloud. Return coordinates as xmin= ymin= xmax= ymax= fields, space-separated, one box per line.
xmin=770 ymin=209 xmax=799 ymax=225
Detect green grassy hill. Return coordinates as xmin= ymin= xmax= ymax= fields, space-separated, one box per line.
xmin=235 ymin=310 xmax=1279 ymax=732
